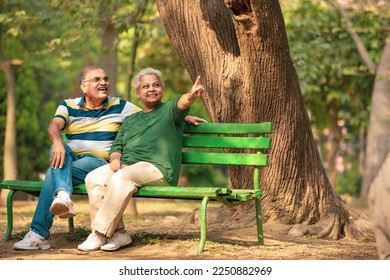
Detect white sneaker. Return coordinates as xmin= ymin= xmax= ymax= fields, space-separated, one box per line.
xmin=50 ymin=190 xmax=76 ymax=218
xmin=100 ymin=231 xmax=132 ymax=251
xmin=77 ymin=232 xmax=107 ymax=251
xmin=59 ymin=208 xmax=76 ymax=219
xmin=13 ymin=230 xmax=51 ymax=250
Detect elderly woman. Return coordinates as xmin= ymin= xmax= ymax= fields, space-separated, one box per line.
xmin=78 ymin=68 xmax=204 ymax=251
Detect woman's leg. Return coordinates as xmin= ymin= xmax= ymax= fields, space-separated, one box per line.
xmin=85 ymin=164 xmax=115 ymax=224
xmin=91 ymin=162 xmax=168 ymax=238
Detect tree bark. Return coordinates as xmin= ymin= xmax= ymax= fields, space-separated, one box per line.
xmin=360 ymin=38 xmax=390 ymax=204
xmin=156 ymin=0 xmax=371 ymax=240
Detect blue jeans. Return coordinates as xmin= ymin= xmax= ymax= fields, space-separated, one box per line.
xmin=31 ymin=144 xmax=108 ymax=239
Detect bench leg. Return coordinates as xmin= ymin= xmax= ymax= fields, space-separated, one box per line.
xmin=68 ymin=217 xmax=75 ymax=233
xmin=197 ymin=196 xmax=209 ymax=253
xmin=3 ymin=190 xmax=16 ymax=242
xmin=255 ymin=197 xmax=264 ymax=245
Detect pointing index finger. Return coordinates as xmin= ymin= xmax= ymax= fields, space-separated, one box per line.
xmin=195 ymin=76 xmax=201 ymax=85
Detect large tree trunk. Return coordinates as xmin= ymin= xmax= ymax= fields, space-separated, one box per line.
xmin=0 ymin=60 xmax=18 ymax=205
xmin=156 ymin=0 xmax=371 ymax=240
xmin=360 ymin=38 xmax=390 ymax=204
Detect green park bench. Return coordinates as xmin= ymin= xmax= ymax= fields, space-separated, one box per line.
xmin=0 ymin=122 xmax=273 ymax=253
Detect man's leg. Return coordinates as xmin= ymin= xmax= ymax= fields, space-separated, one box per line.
xmin=72 ymin=155 xmax=108 ymax=186
xmin=13 ymin=144 xmax=76 ymax=250
xmin=50 ymin=154 xmax=108 ymax=218
xmin=30 ymin=144 xmax=76 ymax=239
xmin=14 ymin=147 xmax=106 ymax=250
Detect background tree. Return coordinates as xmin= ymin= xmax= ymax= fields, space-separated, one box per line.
xmin=0 ymin=52 xmax=19 ymax=205
xmin=156 ymin=0 xmax=371 ymax=240
xmin=284 ymin=0 xmax=384 ymax=195
xmin=0 ymin=3 xmax=54 ymax=203
xmin=329 ymin=0 xmax=390 ymax=206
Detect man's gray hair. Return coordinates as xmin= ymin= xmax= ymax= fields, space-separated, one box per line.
xmin=79 ymin=65 xmax=102 ymax=84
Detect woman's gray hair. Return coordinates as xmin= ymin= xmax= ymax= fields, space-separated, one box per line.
xmin=134 ymin=68 xmax=164 ymax=92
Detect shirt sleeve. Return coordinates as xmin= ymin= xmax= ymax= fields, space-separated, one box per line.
xmin=109 ymin=118 xmax=127 ymax=156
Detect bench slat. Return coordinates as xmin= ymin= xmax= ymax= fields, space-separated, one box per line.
xmin=183 ymin=122 xmax=274 ymax=134
xmin=0 ymin=180 xmax=42 ymax=191
xmin=183 ymin=136 xmax=271 ymax=149
xmin=182 ymin=152 xmax=269 ymax=166
xmin=134 ymin=186 xmax=231 ymax=199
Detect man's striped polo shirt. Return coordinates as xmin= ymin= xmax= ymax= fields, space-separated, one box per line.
xmin=53 ymin=95 xmax=141 ymax=160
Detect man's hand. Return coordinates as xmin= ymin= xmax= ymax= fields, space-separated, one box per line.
xmin=50 ymin=141 xmax=66 ymax=169
xmin=184 ymin=115 xmax=208 ymax=126
xmin=48 ymin=118 xmax=66 ymax=169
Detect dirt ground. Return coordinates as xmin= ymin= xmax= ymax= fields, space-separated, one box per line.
xmin=0 ymin=198 xmax=379 ymax=260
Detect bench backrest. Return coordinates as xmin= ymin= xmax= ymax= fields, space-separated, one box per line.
xmin=182 ymin=122 xmax=273 ymax=166
xmin=61 ymin=122 xmax=274 ymax=167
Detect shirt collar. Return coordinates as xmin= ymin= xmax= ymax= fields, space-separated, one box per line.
xmin=78 ymin=95 xmax=109 ymax=109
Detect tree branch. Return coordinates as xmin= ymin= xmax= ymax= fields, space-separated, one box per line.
xmin=324 ymin=0 xmax=377 ymax=73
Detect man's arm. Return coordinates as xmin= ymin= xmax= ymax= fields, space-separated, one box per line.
xmin=48 ymin=118 xmax=66 ymax=169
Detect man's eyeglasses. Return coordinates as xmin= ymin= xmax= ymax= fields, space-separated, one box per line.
xmin=83 ymin=76 xmax=110 ymax=83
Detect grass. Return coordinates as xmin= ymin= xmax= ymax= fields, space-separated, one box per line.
xmin=132 ymin=229 xmax=167 ymax=245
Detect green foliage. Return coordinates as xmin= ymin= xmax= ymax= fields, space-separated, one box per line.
xmin=334 ymin=158 xmax=361 ymax=196
xmin=285 ymin=0 xmax=382 ymax=130
xmin=283 ymin=0 xmax=385 ymax=195
xmin=181 ymin=164 xmax=228 ymax=187
xmin=0 ymin=37 xmax=51 ymax=180
xmin=0 ymin=0 xmax=100 ymax=180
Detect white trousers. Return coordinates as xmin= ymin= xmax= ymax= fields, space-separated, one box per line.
xmin=85 ymin=161 xmax=168 ymax=238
